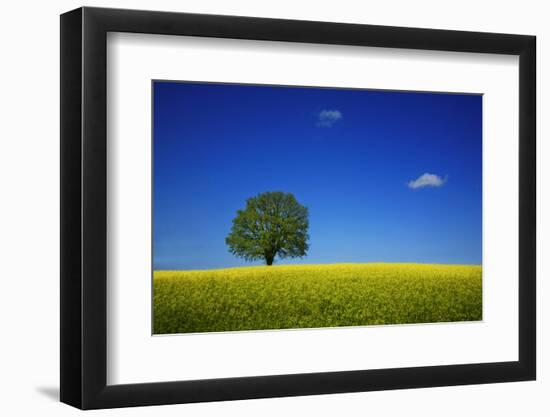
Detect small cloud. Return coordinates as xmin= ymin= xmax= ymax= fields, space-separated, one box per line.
xmin=408 ymin=173 xmax=447 ymax=189
xmin=317 ymin=109 xmax=342 ymax=127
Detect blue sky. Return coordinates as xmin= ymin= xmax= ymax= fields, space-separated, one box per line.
xmin=153 ymin=81 xmax=482 ymax=270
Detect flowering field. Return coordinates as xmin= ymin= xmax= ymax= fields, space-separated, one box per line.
xmin=153 ymin=263 xmax=482 ymax=334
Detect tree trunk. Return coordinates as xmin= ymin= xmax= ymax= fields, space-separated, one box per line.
xmin=265 ymin=254 xmax=274 ymax=266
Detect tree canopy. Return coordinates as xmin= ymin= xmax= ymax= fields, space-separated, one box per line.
xmin=225 ymin=191 xmax=309 ymax=266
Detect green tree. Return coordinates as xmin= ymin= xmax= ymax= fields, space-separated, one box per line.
xmin=226 ymin=191 xmax=309 ymax=266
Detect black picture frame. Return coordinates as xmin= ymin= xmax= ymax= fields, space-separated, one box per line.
xmin=60 ymin=6 xmax=536 ymax=410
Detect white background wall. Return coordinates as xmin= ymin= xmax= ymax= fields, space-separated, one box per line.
xmin=0 ymin=0 xmax=546 ymax=415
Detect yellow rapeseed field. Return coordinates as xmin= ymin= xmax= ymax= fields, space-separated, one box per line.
xmin=153 ymin=263 xmax=482 ymax=334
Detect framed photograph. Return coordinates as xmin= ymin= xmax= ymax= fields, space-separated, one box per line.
xmin=60 ymin=7 xmax=536 ymax=409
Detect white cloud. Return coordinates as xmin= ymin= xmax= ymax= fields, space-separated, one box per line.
xmin=317 ymin=109 xmax=342 ymax=127
xmin=408 ymin=173 xmax=447 ymax=189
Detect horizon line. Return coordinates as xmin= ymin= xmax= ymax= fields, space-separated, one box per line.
xmin=154 ymin=261 xmax=482 ymax=273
